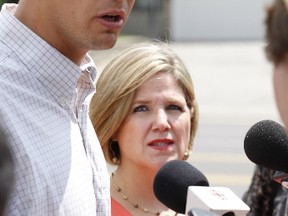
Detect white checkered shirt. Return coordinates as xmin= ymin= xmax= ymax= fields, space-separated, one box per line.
xmin=0 ymin=4 xmax=110 ymax=216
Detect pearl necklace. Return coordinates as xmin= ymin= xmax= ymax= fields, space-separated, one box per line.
xmin=111 ymin=172 xmax=178 ymax=216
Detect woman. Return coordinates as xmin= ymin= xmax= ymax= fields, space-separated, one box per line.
xmin=89 ymin=42 xmax=198 ymax=216
xmin=243 ymin=0 xmax=288 ymax=215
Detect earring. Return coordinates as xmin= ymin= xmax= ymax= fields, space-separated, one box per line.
xmin=112 ymin=156 xmax=119 ymax=165
xmin=109 ymin=140 xmax=120 ymax=165
xmin=182 ymin=150 xmax=189 ymax=160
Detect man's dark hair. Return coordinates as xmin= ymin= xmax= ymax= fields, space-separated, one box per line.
xmin=265 ymin=0 xmax=288 ymax=64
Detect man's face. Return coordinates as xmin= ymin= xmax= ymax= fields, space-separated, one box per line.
xmin=16 ymin=0 xmax=135 ymax=62
xmin=284 ymin=0 xmax=288 ymax=10
xmin=273 ymin=61 xmax=288 ymax=128
xmin=49 ymin=0 xmax=135 ymax=50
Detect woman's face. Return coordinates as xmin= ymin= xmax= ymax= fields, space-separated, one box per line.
xmin=114 ymin=72 xmax=191 ymax=172
xmin=273 ymin=61 xmax=288 ymax=128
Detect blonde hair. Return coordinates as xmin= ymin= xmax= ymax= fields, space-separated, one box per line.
xmin=89 ymin=42 xmax=199 ymax=164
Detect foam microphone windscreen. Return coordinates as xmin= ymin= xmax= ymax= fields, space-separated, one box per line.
xmin=153 ymin=160 xmax=209 ymax=214
xmin=244 ymin=119 xmax=288 ymax=172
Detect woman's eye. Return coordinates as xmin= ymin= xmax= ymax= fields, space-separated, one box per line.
xmin=133 ymin=105 xmax=148 ymax=113
xmin=167 ymin=104 xmax=182 ymax=111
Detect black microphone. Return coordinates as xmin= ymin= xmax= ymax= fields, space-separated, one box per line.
xmin=244 ymin=119 xmax=288 ymax=188
xmin=153 ymin=160 xmax=209 ymax=214
xmin=153 ymin=160 xmax=250 ymax=215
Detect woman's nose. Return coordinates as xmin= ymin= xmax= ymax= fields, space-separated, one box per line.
xmin=152 ymin=110 xmax=171 ymax=132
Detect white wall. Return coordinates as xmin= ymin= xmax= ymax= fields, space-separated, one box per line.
xmin=170 ymin=0 xmax=272 ymax=41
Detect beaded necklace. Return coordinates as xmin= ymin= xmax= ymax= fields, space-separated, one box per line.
xmin=111 ymin=172 xmax=178 ymax=216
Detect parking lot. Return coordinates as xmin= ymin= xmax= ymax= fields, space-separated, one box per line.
xmin=90 ymin=36 xmax=281 ymax=198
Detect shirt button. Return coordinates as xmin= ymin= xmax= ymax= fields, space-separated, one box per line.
xmin=59 ymin=96 xmax=68 ymax=106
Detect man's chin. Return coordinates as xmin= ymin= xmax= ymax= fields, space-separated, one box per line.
xmin=91 ymin=33 xmax=119 ymax=51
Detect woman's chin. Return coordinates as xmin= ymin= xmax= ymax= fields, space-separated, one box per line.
xmin=150 ymin=156 xmax=180 ymax=168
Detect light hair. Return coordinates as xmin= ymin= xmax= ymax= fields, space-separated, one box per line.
xmin=90 ymin=42 xmax=198 ymax=164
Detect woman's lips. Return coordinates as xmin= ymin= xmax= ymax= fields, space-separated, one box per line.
xmin=148 ymin=139 xmax=174 ymax=150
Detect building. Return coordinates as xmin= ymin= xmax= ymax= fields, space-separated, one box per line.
xmin=122 ymin=0 xmax=272 ymax=41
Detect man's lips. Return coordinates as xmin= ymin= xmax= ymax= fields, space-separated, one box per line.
xmin=97 ymin=10 xmax=126 ymax=29
xmin=102 ymin=15 xmax=122 ymax=22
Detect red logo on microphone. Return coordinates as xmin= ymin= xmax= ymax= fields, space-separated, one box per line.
xmin=209 ymin=189 xmax=227 ymax=200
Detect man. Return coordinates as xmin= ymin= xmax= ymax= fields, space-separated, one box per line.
xmin=0 ymin=0 xmax=134 ymax=215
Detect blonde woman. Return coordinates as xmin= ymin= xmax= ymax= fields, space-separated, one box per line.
xmin=90 ymin=42 xmax=198 ymax=216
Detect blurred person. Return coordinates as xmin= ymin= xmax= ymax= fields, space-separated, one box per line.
xmin=0 ymin=125 xmax=14 ymax=216
xmin=243 ymin=0 xmax=288 ymax=215
xmin=0 ymin=0 xmax=134 ymax=215
xmin=89 ymin=42 xmax=199 ymax=216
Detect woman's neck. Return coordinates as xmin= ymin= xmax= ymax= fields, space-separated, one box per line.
xmin=111 ymin=167 xmax=178 ymax=216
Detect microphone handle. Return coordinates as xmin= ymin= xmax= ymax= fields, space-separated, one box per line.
xmin=188 ymin=208 xmax=220 ymax=216
xmin=188 ymin=209 xmax=235 ymax=216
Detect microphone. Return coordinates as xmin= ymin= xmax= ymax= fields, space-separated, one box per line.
xmin=153 ymin=160 xmax=250 ymax=216
xmin=244 ymin=119 xmax=288 ymax=188
xmin=153 ymin=160 xmax=209 ymax=214
xmin=186 ymin=186 xmax=249 ymax=216
xmin=188 ymin=208 xmax=221 ymax=216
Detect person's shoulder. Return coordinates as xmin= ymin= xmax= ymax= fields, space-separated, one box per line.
xmin=0 ymin=43 xmax=28 ymax=80
xmin=0 ymin=49 xmax=31 ymax=108
xmin=0 ymin=41 xmax=24 ymax=69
